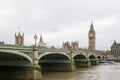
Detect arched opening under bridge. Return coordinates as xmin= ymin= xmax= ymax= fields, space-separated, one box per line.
xmin=39 ymin=53 xmax=72 ymax=71
xmin=89 ymin=55 xmax=98 ymax=65
xmin=97 ymin=56 xmax=102 ymax=62
xmin=0 ymin=50 xmax=33 ymax=79
xmin=74 ymin=54 xmax=89 ymax=67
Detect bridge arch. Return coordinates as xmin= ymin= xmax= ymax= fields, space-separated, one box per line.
xmin=89 ymin=55 xmax=98 ymax=65
xmin=97 ymin=56 xmax=101 ymax=58
xmin=73 ymin=53 xmax=87 ymax=58
xmin=38 ymin=52 xmax=71 ymax=60
xmin=97 ymin=55 xmax=102 ymax=62
xmin=73 ymin=53 xmax=88 ymax=67
xmin=97 ymin=56 xmax=101 ymax=59
xmin=0 ymin=50 xmax=33 ymax=66
xmin=89 ymin=55 xmax=96 ymax=59
xmin=38 ymin=52 xmax=71 ymax=71
xmin=102 ymin=56 xmax=106 ymax=60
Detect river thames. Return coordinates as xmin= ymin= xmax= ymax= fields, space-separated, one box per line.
xmin=42 ymin=63 xmax=120 ymax=80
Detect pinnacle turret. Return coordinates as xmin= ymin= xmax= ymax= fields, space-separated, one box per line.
xmin=40 ymin=34 xmax=43 ymax=42
xmin=38 ymin=34 xmax=47 ymax=48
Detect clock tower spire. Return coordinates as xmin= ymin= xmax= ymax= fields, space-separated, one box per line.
xmin=88 ymin=22 xmax=96 ymax=52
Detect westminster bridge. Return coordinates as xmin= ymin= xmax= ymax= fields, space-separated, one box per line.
xmin=0 ymin=44 xmax=105 ymax=80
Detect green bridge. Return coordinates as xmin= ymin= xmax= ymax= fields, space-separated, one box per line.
xmin=0 ymin=44 xmax=105 ymax=80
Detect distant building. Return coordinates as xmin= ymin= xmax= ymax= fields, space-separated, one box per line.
xmin=63 ymin=41 xmax=79 ymax=50
xmin=111 ymin=40 xmax=120 ymax=61
xmin=38 ymin=34 xmax=47 ymax=48
xmin=15 ymin=32 xmax=24 ymax=45
xmin=88 ymin=22 xmax=96 ymax=52
xmin=0 ymin=41 xmax=4 ymax=44
xmin=71 ymin=41 xmax=79 ymax=50
xmin=63 ymin=41 xmax=71 ymax=50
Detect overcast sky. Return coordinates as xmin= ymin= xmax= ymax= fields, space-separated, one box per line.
xmin=0 ymin=0 xmax=120 ymax=50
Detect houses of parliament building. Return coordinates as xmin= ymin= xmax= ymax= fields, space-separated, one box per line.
xmin=15 ymin=22 xmax=96 ymax=52
xmin=63 ymin=22 xmax=96 ymax=52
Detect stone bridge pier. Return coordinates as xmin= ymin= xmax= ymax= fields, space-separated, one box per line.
xmin=33 ymin=46 xmax=42 ymax=80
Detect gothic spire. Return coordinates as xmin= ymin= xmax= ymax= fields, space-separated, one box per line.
xmin=40 ymin=33 xmax=43 ymax=42
xmin=89 ymin=21 xmax=95 ymax=33
xmin=114 ymin=40 xmax=116 ymax=44
xmin=15 ymin=26 xmax=24 ymax=45
xmin=90 ymin=21 xmax=94 ymax=30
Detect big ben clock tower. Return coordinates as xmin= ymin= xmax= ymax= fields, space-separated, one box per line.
xmin=88 ymin=22 xmax=96 ymax=52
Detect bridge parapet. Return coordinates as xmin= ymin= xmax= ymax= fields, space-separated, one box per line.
xmin=38 ymin=48 xmax=71 ymax=58
xmin=0 ymin=44 xmax=33 ymax=51
xmin=0 ymin=44 xmax=105 ymax=62
xmin=0 ymin=44 xmax=33 ymax=57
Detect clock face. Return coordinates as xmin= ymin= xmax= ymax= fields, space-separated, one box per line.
xmin=90 ymin=33 xmax=93 ymax=37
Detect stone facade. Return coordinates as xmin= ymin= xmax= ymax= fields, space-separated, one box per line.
xmin=71 ymin=41 xmax=79 ymax=50
xmin=63 ymin=41 xmax=71 ymax=50
xmin=63 ymin=41 xmax=79 ymax=50
xmin=111 ymin=40 xmax=120 ymax=61
xmin=15 ymin=32 xmax=24 ymax=45
xmin=88 ymin=22 xmax=96 ymax=52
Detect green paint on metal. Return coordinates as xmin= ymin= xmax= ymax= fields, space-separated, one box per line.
xmin=38 ymin=52 xmax=71 ymax=60
xmin=0 ymin=49 xmax=33 ymax=66
xmin=73 ymin=53 xmax=87 ymax=58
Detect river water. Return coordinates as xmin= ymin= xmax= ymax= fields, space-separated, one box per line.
xmin=42 ymin=63 xmax=120 ymax=80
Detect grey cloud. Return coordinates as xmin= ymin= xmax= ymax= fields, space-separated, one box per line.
xmin=0 ymin=0 xmax=120 ymax=50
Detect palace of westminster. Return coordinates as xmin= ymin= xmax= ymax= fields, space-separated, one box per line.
xmin=0 ymin=22 xmax=96 ymax=53
xmin=12 ymin=22 xmax=96 ymax=52
xmin=1 ymin=22 xmax=120 ymax=60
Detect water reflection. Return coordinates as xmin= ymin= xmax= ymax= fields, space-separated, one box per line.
xmin=43 ymin=63 xmax=120 ymax=80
